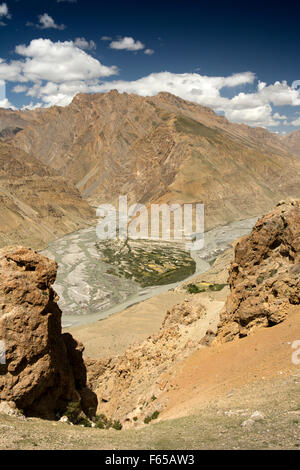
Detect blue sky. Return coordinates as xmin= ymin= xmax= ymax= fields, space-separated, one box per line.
xmin=0 ymin=0 xmax=300 ymax=133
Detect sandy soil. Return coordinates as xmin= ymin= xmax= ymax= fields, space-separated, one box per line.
xmin=67 ymin=283 xmax=230 ymax=359
xmin=67 ymin=290 xmax=188 ymax=358
xmin=159 ymin=306 xmax=300 ymax=421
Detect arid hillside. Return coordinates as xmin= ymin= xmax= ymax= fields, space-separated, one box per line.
xmin=74 ymin=201 xmax=300 ymax=429
xmin=281 ymin=129 xmax=300 ymax=156
xmin=1 ymin=202 xmax=300 ymax=450
xmin=1 ymin=91 xmax=300 ymax=230
xmin=0 ymin=141 xmax=95 ymax=249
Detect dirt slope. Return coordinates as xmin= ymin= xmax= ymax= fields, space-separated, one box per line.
xmin=0 ymin=313 xmax=299 ymax=449
xmin=160 ymin=306 xmax=300 ymax=421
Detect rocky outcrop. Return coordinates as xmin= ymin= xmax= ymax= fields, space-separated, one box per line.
xmin=217 ymin=200 xmax=300 ymax=342
xmin=0 ymin=246 xmax=97 ymax=419
xmin=86 ymin=296 xmax=222 ymax=427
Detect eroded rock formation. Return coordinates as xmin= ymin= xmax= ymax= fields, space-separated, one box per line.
xmin=85 ymin=296 xmax=222 ymax=427
xmin=0 ymin=246 xmax=97 ymax=419
xmin=217 ymin=200 xmax=300 ymax=342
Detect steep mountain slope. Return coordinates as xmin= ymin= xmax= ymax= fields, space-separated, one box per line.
xmin=2 ymin=91 xmax=300 ymax=230
xmin=281 ymin=129 xmax=300 ymax=156
xmin=149 ymin=92 xmax=293 ymax=156
xmin=0 ymin=109 xmax=30 ymax=134
xmin=0 ymin=141 xmax=94 ymax=249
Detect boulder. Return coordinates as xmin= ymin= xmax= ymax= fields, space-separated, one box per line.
xmin=217 ymin=200 xmax=300 ymax=342
xmin=0 ymin=246 xmax=97 ymax=419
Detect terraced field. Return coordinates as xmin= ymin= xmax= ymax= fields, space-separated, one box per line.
xmin=96 ymin=238 xmax=196 ymax=287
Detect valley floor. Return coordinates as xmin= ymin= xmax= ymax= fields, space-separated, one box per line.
xmin=66 ymin=286 xmax=229 ymax=359
xmin=66 ymin=245 xmax=231 ymax=359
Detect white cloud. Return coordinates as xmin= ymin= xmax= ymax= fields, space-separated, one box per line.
xmin=0 ymin=39 xmax=118 ymax=108
xmin=74 ymin=37 xmax=96 ymax=50
xmin=39 ymin=13 xmax=65 ymax=30
xmin=106 ymin=35 xmax=155 ymax=56
xmin=109 ymin=37 xmax=145 ymax=51
xmin=88 ymin=71 xmax=255 ymax=100
xmin=0 ymin=58 xmax=24 ymax=82
xmin=1 ymin=41 xmax=300 ymax=129
xmin=21 ymin=101 xmax=43 ymax=111
xmin=0 ymin=98 xmax=16 ymax=109
xmin=0 ymin=2 xmax=10 ymax=25
xmin=8 ymin=38 xmax=118 ymax=82
xmin=0 ymin=78 xmax=5 ymax=99
xmin=0 ymin=2 xmax=9 ymax=17
xmin=81 ymin=72 xmax=300 ymax=128
xmin=254 ymin=80 xmax=300 ymax=106
xmin=291 ymin=117 xmax=300 ymax=126
xmin=27 ymin=13 xmax=66 ymax=30
xmin=225 ymin=105 xmax=276 ymax=127
xmin=29 ymin=80 xmax=92 ymax=107
xmin=273 ymin=112 xmax=287 ymax=120
xmin=12 ymin=85 xmax=28 ymax=93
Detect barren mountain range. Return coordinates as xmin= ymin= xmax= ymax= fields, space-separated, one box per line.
xmin=0 ymin=140 xmax=94 ymax=249
xmin=1 ymin=92 xmax=300 ymax=448
xmin=280 ymin=128 xmax=300 ymax=156
xmin=0 ymin=90 xmax=300 ymax=246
